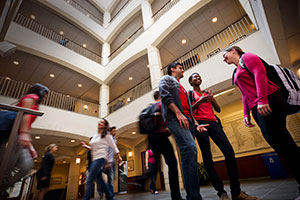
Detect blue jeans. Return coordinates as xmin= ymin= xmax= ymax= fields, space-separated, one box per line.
xmin=103 ymin=163 xmax=115 ymax=197
xmin=167 ymin=117 xmax=202 ymax=200
xmin=147 ymin=162 xmax=158 ymax=191
xmin=195 ymin=120 xmax=241 ymax=196
xmin=83 ymin=158 xmax=113 ymax=200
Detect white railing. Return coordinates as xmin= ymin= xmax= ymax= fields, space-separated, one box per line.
xmin=108 ymin=77 xmax=151 ymax=113
xmin=14 ymin=13 xmax=102 ymax=64
xmin=152 ymin=0 xmax=181 ymax=21
xmin=63 ymin=0 xmax=103 ymax=25
xmin=0 ymin=76 xmax=100 ymax=117
xmin=162 ymin=16 xmax=256 ymax=74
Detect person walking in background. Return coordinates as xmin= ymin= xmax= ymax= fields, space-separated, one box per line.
xmin=145 ymin=144 xmax=159 ymax=195
xmin=36 ymin=144 xmax=58 ymax=200
xmin=159 ymin=62 xmax=209 ymax=200
xmin=188 ymin=72 xmax=257 ymax=200
xmin=0 ymin=83 xmax=49 ymax=195
xmin=223 ymin=46 xmax=300 ymax=200
xmin=81 ymin=119 xmax=122 ymax=200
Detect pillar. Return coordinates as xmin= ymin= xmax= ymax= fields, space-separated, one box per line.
xmin=141 ymin=0 xmax=154 ymax=30
xmin=101 ymin=42 xmax=110 ymax=65
xmin=66 ymin=157 xmax=81 ymax=200
xmin=103 ymin=11 xmax=111 ymax=28
xmin=147 ymin=45 xmax=163 ymax=89
xmin=99 ymin=84 xmax=109 ymax=117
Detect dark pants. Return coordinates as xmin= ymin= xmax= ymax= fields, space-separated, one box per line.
xmin=252 ymin=90 xmax=300 ymax=188
xmin=195 ymin=120 xmax=241 ymax=196
xmin=148 ymin=134 xmax=182 ymax=199
xmin=147 ymin=162 xmax=158 ymax=191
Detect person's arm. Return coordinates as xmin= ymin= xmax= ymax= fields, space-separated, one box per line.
xmin=242 ymin=95 xmax=255 ymax=128
xmin=191 ymin=95 xmax=210 ymax=110
xmin=145 ymin=150 xmax=149 ymax=170
xmin=106 ymin=135 xmax=122 ymax=163
xmin=211 ymin=97 xmax=221 ymax=113
xmin=80 ymin=141 xmax=91 ymax=150
xmin=168 ymin=102 xmax=189 ymax=130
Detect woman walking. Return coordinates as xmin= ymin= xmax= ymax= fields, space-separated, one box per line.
xmin=145 ymin=144 xmax=159 ymax=195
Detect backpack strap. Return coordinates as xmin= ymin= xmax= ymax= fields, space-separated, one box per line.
xmin=188 ymin=90 xmax=195 ymax=104
xmin=232 ymin=68 xmax=237 ymax=85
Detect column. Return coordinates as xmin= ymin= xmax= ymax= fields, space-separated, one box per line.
xmin=99 ymin=84 xmax=109 ymax=117
xmin=103 ymin=11 xmax=111 ymax=28
xmin=141 ymin=0 xmax=154 ymax=30
xmin=66 ymin=157 xmax=81 ymax=200
xmin=101 ymin=42 xmax=110 ymax=65
xmin=147 ymin=45 xmax=163 ymax=89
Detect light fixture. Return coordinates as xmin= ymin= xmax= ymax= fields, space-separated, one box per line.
xmin=78 ymin=84 xmax=82 ymax=87
xmin=128 ymin=152 xmax=133 ymax=158
xmin=181 ymin=39 xmax=186 ymax=44
xmin=297 ymin=68 xmax=300 ymax=76
xmin=5 ymin=77 xmax=11 ymax=80
xmin=63 ymin=160 xmax=66 ymax=163
xmin=30 ymin=15 xmax=35 ymax=20
xmin=127 ymin=97 xmax=131 ymax=102
xmin=86 ymin=14 xmax=90 ymax=17
xmin=83 ymin=105 xmax=88 ymax=110
xmin=212 ymin=17 xmax=218 ymax=23
xmin=50 ymin=74 xmax=55 ymax=78
xmin=66 ymin=95 xmax=70 ymax=97
xmin=13 ymin=61 xmax=19 ymax=65
xmin=71 ymin=139 xmax=75 ymax=143
xmin=76 ymin=158 xmax=81 ymax=165
xmin=132 ymin=131 xmax=136 ymax=135
xmin=147 ymin=64 xmax=150 ymax=68
xmin=214 ymin=88 xmax=235 ymax=97
xmin=35 ymin=136 xmax=40 ymax=139
xmin=129 ymin=77 xmax=133 ymax=80
xmin=34 ymin=159 xmax=37 ymax=162
xmin=59 ymin=31 xmax=64 ymax=35
xmin=251 ymin=24 xmax=256 ymax=30
xmin=82 ymin=44 xmax=87 ymax=48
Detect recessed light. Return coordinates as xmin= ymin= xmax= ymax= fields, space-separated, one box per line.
xmin=86 ymin=14 xmax=90 ymax=17
xmin=132 ymin=131 xmax=136 ymax=135
xmin=181 ymin=39 xmax=186 ymax=44
xmin=83 ymin=105 xmax=88 ymax=110
xmin=127 ymin=38 xmax=130 ymax=42
xmin=129 ymin=77 xmax=133 ymax=80
xmin=127 ymin=97 xmax=131 ymax=102
xmin=82 ymin=44 xmax=87 ymax=48
xmin=78 ymin=84 xmax=82 ymax=87
xmin=71 ymin=140 xmax=75 ymax=143
xmin=35 ymin=136 xmax=40 ymax=139
xmin=63 ymin=160 xmax=66 ymax=163
xmin=66 ymin=95 xmax=70 ymax=97
xmin=13 ymin=61 xmax=19 ymax=65
xmin=147 ymin=64 xmax=150 ymax=68
xmin=30 ymin=15 xmax=35 ymax=20
xmin=50 ymin=74 xmax=55 ymax=78
xmin=212 ymin=17 xmax=218 ymax=23
xmin=59 ymin=31 xmax=64 ymax=35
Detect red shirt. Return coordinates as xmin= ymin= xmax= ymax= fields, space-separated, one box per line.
xmin=147 ymin=149 xmax=155 ymax=164
xmin=192 ymin=91 xmax=216 ymax=121
xmin=178 ymin=81 xmax=192 ymax=119
xmin=17 ymin=94 xmax=39 ymax=130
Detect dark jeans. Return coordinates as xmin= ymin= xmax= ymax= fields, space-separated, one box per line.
xmin=167 ymin=117 xmax=202 ymax=200
xmin=148 ymin=134 xmax=182 ymax=199
xmin=252 ymin=90 xmax=300 ymax=186
xmin=103 ymin=163 xmax=115 ymax=197
xmin=147 ymin=162 xmax=158 ymax=191
xmin=195 ymin=120 xmax=241 ymax=196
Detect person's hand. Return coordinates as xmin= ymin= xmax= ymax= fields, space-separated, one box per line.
xmin=146 ymin=165 xmax=149 ymax=170
xmin=257 ymin=104 xmax=272 ymax=116
xmin=117 ymin=154 xmax=123 ymax=164
xmin=199 ymin=95 xmax=210 ymax=103
xmin=196 ymin=124 xmax=209 ymax=133
xmin=243 ymin=116 xmax=255 ymax=128
xmin=18 ymin=133 xmax=31 ymax=148
xmin=176 ymin=112 xmax=189 ymax=130
xmin=40 ymin=176 xmax=47 ymax=181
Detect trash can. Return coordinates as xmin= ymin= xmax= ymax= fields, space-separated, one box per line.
xmin=261 ymin=152 xmax=287 ymax=179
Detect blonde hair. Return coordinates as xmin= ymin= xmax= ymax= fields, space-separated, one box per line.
xmin=44 ymin=144 xmax=57 ymax=153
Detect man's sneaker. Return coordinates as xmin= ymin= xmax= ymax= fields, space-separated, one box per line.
xmin=220 ymin=193 xmax=229 ymax=200
xmin=232 ymin=191 xmax=258 ymax=200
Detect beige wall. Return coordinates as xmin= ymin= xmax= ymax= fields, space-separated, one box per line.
xmin=49 ymin=163 xmax=70 ymax=190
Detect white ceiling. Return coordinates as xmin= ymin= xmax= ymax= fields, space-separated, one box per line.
xmin=0 ymin=50 xmax=100 ymax=103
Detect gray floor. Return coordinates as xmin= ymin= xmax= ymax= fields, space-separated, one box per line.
xmin=114 ymin=178 xmax=299 ymax=200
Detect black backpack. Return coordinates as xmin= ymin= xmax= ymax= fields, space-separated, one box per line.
xmin=138 ymin=103 xmax=159 ymax=134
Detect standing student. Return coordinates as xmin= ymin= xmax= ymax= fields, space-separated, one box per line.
xmin=188 ymin=72 xmax=257 ymax=200
xmin=36 ymin=144 xmax=58 ymax=200
xmin=159 ymin=62 xmax=208 ymax=200
xmin=223 ymin=46 xmax=300 ymax=200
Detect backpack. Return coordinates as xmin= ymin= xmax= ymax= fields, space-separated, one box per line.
xmin=138 ymin=103 xmax=159 ymax=134
xmin=235 ymin=55 xmax=300 ymax=114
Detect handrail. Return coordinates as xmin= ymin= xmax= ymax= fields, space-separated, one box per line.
xmin=110 ymin=0 xmax=131 ymax=23
xmin=161 ymin=15 xmax=256 ymax=74
xmin=13 ymin=13 xmax=102 ymax=63
xmin=63 ymin=0 xmax=103 ymax=25
xmin=0 ymin=103 xmax=44 ymax=116
xmin=109 ymin=25 xmax=144 ymax=58
xmin=152 ymin=0 xmax=180 ymax=21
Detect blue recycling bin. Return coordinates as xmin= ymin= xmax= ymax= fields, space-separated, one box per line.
xmin=261 ymin=152 xmax=287 ymax=179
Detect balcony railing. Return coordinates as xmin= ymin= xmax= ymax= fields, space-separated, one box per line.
xmin=0 ymin=76 xmax=100 ymax=117
xmin=162 ymin=16 xmax=256 ymax=74
xmin=110 ymin=0 xmax=131 ymax=23
xmin=108 ymin=77 xmax=151 ymax=113
xmin=152 ymin=0 xmax=180 ymax=21
xmin=63 ymin=0 xmax=103 ymax=25
xmin=14 ymin=13 xmax=102 ymax=64
xmin=108 ymin=25 xmax=144 ymax=59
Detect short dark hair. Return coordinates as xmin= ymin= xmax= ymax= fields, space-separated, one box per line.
xmin=153 ymin=91 xmax=160 ymax=100
xmin=167 ymin=62 xmax=182 ymax=75
xmin=224 ymin=46 xmax=245 ymax=57
xmin=188 ymin=72 xmax=199 ymax=86
xmin=26 ymin=83 xmax=49 ymax=104
xmin=110 ymin=126 xmax=116 ymax=131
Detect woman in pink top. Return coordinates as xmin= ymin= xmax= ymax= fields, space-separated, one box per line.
xmin=223 ymin=46 xmax=300 ymax=198
xmin=145 ymin=144 xmax=158 ymax=194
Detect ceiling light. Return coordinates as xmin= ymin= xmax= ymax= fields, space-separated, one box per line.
xmin=129 ymin=77 xmax=133 ymax=80
xmin=212 ymin=17 xmax=218 ymax=23
xmin=34 ymin=159 xmax=37 ymax=162
xmin=59 ymin=31 xmax=64 ymax=35
xmin=82 ymin=44 xmax=87 ymax=48
xmin=86 ymin=14 xmax=90 ymax=17
xmin=30 ymin=15 xmax=35 ymax=20
xmin=71 ymin=139 xmax=75 ymax=143
xmin=35 ymin=136 xmax=40 ymax=139
xmin=214 ymin=88 xmax=235 ymax=97
xmin=63 ymin=160 xmax=66 ymax=163
xmin=297 ymin=68 xmax=300 ymax=76
xmin=127 ymin=97 xmax=131 ymax=102
xmin=251 ymin=24 xmax=256 ymax=30
xmin=78 ymin=84 xmax=82 ymax=87
xmin=83 ymin=105 xmax=88 ymax=110
xmin=181 ymin=39 xmax=186 ymax=44
xmin=50 ymin=74 xmax=55 ymax=78
xmin=13 ymin=61 xmax=19 ymax=65
xmin=76 ymin=158 xmax=81 ymax=164
xmin=66 ymin=95 xmax=70 ymax=97
xmin=147 ymin=64 xmax=150 ymax=68
xmin=132 ymin=131 xmax=136 ymax=135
